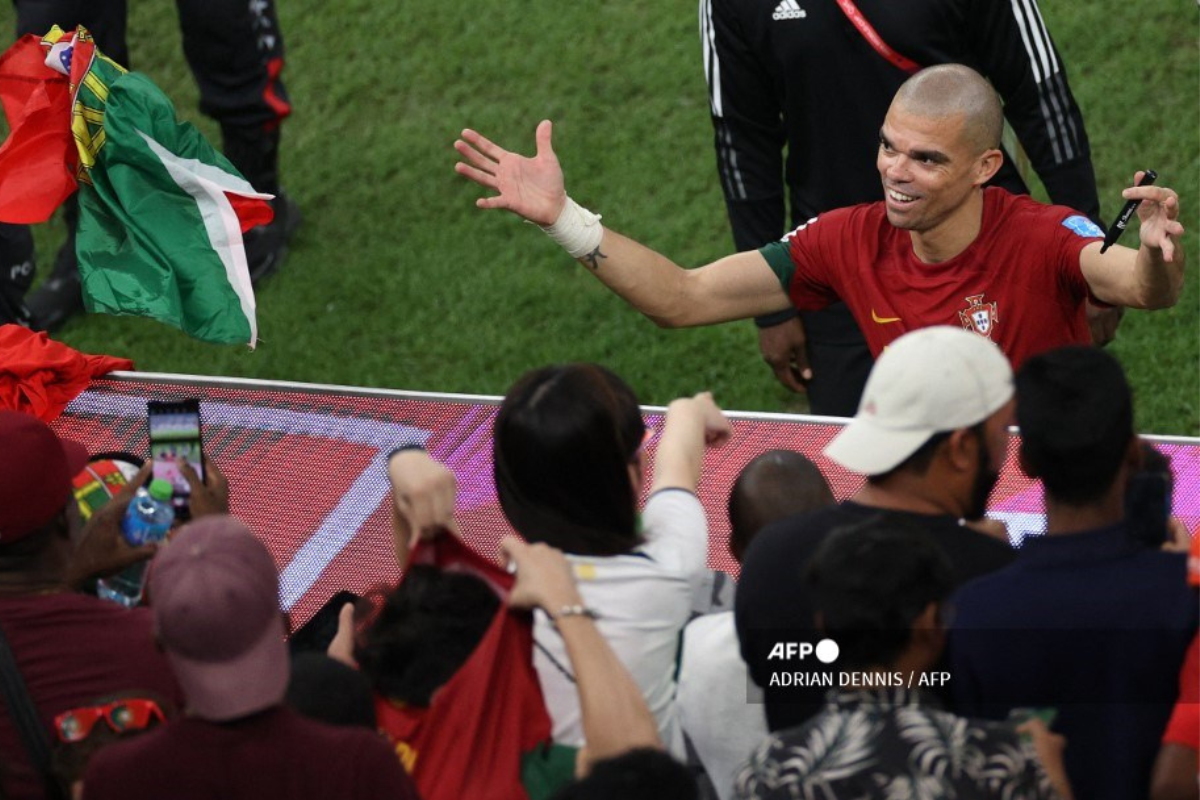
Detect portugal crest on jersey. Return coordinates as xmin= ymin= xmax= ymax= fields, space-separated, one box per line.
xmin=959 ymin=294 xmax=999 ymax=339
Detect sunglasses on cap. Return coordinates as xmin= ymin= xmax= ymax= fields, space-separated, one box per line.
xmin=54 ymin=698 xmax=166 ymax=743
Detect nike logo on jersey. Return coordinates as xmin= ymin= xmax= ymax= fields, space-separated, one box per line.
xmin=772 ymin=0 xmax=807 ymax=21
xmin=871 ymin=309 xmax=901 ymax=324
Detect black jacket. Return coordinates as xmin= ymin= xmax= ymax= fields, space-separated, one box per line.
xmin=701 ymin=0 xmax=1101 ymax=252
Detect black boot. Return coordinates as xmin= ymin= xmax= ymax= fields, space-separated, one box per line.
xmin=243 ymin=190 xmax=301 ymax=284
xmin=223 ymin=124 xmax=300 ymax=283
xmin=0 ymin=223 xmax=35 ymax=327
xmin=27 ymin=197 xmax=84 ymax=331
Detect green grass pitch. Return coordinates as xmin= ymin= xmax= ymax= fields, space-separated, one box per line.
xmin=3 ymin=1 xmax=1196 ymax=433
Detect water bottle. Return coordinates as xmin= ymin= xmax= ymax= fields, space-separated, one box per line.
xmin=97 ymin=479 xmax=175 ymax=607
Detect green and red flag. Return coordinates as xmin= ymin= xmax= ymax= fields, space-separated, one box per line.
xmin=0 ymin=32 xmax=74 ymax=221
xmin=0 ymin=27 xmax=272 ymax=347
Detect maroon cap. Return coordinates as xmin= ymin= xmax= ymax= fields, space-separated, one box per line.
xmin=149 ymin=516 xmax=288 ymax=721
xmin=0 ymin=411 xmax=88 ymax=543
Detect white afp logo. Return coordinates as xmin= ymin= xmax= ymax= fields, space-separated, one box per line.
xmin=767 ymin=638 xmax=840 ymax=664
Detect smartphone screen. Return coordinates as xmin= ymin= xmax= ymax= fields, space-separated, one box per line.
xmin=288 ymin=591 xmax=361 ymax=655
xmin=147 ymin=399 xmax=204 ymax=510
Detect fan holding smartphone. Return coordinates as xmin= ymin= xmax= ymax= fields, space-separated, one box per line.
xmin=147 ymin=399 xmax=205 ymax=516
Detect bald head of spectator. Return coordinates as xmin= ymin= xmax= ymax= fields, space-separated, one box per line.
xmin=727 ymin=450 xmax=833 ymax=562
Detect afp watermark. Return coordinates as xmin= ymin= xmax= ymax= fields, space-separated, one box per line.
xmin=766 ymin=639 xmax=840 ymax=664
xmin=765 ymin=637 xmax=950 ymax=689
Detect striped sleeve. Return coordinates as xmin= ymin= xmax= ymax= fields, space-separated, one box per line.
xmin=699 ymin=0 xmax=788 ymax=252
xmin=967 ymin=0 xmax=1100 ymax=220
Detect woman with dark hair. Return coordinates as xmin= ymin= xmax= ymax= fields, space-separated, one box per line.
xmin=493 ymin=363 xmax=731 ymax=754
xmin=331 ymin=445 xmax=667 ymax=799
xmin=494 ymin=364 xmax=647 ymax=557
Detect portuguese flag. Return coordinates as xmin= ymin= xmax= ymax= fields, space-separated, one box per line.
xmin=0 ymin=27 xmax=271 ymax=347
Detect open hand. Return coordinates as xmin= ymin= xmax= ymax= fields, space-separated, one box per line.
xmin=455 ymin=120 xmax=567 ymax=226
xmin=1129 ymin=171 xmax=1185 ymax=262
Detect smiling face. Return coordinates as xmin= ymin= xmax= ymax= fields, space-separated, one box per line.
xmin=876 ymin=103 xmax=993 ymax=237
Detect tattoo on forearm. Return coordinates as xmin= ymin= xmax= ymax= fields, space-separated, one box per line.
xmin=582 ymin=246 xmax=608 ymax=271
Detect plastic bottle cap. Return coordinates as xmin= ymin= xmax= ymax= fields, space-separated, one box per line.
xmin=148 ymin=478 xmax=175 ymax=502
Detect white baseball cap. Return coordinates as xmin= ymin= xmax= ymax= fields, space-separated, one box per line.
xmin=824 ymin=327 xmax=1014 ymax=476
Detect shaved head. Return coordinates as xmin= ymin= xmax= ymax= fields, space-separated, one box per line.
xmin=727 ymin=450 xmax=834 ymax=562
xmin=893 ymin=64 xmax=1004 ymax=155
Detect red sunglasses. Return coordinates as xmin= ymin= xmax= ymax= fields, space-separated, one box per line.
xmin=54 ymin=698 xmax=166 ymax=743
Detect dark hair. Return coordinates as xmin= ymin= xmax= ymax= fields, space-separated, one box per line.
xmin=50 ymin=690 xmax=175 ymax=794
xmin=728 ymin=450 xmax=833 ymax=562
xmin=1138 ymin=440 xmax=1172 ymax=485
xmin=550 ymin=748 xmax=698 ymax=800
xmin=1016 ymin=346 xmax=1134 ymax=504
xmin=804 ymin=517 xmax=954 ymax=670
xmin=494 ymin=364 xmax=646 ymax=556
xmin=286 ymin=653 xmax=377 ymax=728
xmin=356 ymin=566 xmax=499 ymax=707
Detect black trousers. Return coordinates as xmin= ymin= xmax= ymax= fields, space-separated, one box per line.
xmin=2 ymin=0 xmax=291 ymax=297
xmin=798 ymin=303 xmax=874 ymax=418
xmin=12 ymin=0 xmax=290 ymax=191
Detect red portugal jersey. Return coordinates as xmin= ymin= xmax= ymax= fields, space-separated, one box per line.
xmin=1161 ymin=634 xmax=1199 ymax=752
xmin=759 ymin=188 xmax=1101 ymax=368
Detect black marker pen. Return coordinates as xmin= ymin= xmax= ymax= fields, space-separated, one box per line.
xmin=1100 ymin=170 xmax=1157 ymax=253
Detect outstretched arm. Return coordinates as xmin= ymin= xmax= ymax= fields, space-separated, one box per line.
xmin=650 ymin=392 xmax=732 ymax=494
xmin=455 ymin=121 xmax=792 ymax=327
xmin=1080 ymin=173 xmax=1185 ymax=309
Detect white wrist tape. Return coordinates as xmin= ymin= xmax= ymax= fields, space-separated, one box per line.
xmin=540 ymin=196 xmax=604 ymax=259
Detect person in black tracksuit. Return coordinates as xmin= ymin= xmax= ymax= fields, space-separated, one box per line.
xmin=700 ymin=0 xmax=1103 ymax=416
xmin=1 ymin=0 xmax=295 ymax=329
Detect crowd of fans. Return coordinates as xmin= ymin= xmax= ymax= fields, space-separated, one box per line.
xmin=0 ymin=0 xmax=1192 ymax=792
xmin=0 ymin=325 xmax=1195 ymax=800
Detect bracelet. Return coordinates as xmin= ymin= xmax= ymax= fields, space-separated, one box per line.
xmin=540 ymin=196 xmax=604 ymax=259
xmin=550 ymin=604 xmax=599 ymax=623
xmin=385 ymin=444 xmax=426 ymax=462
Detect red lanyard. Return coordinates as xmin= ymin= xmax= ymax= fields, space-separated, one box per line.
xmin=834 ymin=0 xmax=922 ymax=75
